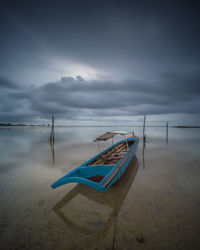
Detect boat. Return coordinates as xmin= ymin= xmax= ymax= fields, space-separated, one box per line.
xmin=51 ymin=132 xmax=139 ymax=192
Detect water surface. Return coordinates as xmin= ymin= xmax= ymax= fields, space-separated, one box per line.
xmin=0 ymin=126 xmax=200 ymax=250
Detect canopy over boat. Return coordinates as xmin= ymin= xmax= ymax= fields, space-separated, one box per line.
xmin=94 ymin=131 xmax=134 ymax=141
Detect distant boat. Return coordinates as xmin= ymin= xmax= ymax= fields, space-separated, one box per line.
xmin=51 ymin=132 xmax=139 ymax=192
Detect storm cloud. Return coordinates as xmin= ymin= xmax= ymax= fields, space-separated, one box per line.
xmin=1 ymin=71 xmax=200 ymax=123
xmin=0 ymin=0 xmax=200 ymax=124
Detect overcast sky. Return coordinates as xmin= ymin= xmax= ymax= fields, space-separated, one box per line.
xmin=0 ymin=0 xmax=200 ymax=125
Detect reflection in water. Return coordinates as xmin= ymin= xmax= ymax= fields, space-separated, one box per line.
xmin=97 ymin=141 xmax=101 ymax=154
xmin=53 ymin=157 xmax=139 ymax=237
xmin=49 ymin=114 xmax=55 ymax=165
xmin=49 ymin=137 xmax=55 ymax=165
xmin=142 ymin=140 xmax=146 ymax=170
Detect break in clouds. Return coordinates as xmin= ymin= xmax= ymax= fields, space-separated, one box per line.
xmin=0 ymin=71 xmax=200 ymax=123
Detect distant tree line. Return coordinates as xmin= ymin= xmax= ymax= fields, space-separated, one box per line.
xmin=0 ymin=123 xmax=50 ymax=126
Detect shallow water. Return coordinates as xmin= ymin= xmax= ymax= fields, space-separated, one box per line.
xmin=0 ymin=126 xmax=200 ymax=250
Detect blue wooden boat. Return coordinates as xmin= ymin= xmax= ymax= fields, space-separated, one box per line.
xmin=51 ymin=132 xmax=139 ymax=192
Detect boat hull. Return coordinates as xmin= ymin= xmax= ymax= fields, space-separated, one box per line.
xmin=51 ymin=137 xmax=139 ymax=192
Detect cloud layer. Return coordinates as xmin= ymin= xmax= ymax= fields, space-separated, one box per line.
xmin=1 ymin=72 xmax=200 ymax=123
xmin=0 ymin=1 xmax=200 ymax=124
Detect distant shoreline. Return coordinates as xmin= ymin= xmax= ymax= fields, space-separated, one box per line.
xmin=172 ymin=126 xmax=200 ymax=128
xmin=0 ymin=123 xmax=50 ymax=127
xmin=0 ymin=123 xmax=199 ymax=128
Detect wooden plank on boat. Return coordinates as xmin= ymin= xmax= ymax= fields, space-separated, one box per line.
xmin=88 ymin=142 xmax=126 ymax=165
xmin=116 ymin=144 xmax=127 ymax=152
xmin=101 ymin=145 xmax=135 ymax=187
xmin=94 ymin=144 xmax=125 ymax=164
xmin=105 ymin=156 xmax=123 ymax=160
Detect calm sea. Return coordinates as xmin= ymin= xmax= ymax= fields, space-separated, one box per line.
xmin=0 ymin=126 xmax=200 ymax=250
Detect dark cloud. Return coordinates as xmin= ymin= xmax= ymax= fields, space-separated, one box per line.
xmin=0 ymin=77 xmax=20 ymax=90
xmin=0 ymin=0 xmax=199 ymax=123
xmin=0 ymin=0 xmax=200 ymax=83
xmin=0 ymin=72 xmax=199 ymax=123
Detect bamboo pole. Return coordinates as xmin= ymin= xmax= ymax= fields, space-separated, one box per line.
xmin=50 ymin=114 xmax=54 ymax=143
xmin=143 ymin=114 xmax=146 ymax=141
xmin=166 ymin=121 xmax=168 ymax=145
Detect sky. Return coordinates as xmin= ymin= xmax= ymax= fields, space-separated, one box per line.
xmin=0 ymin=0 xmax=200 ymax=125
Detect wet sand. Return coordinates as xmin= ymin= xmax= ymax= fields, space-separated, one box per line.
xmin=0 ymin=126 xmax=200 ymax=249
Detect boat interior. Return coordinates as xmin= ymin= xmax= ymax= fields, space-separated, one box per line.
xmin=87 ymin=140 xmax=135 ymax=166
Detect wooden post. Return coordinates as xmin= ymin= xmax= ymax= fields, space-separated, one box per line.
xmin=143 ymin=114 xmax=146 ymax=141
xmin=51 ymin=114 xmax=54 ymax=135
xmin=166 ymin=121 xmax=168 ymax=145
xmin=52 ymin=114 xmax=54 ymax=130
xmin=50 ymin=114 xmax=54 ymax=143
